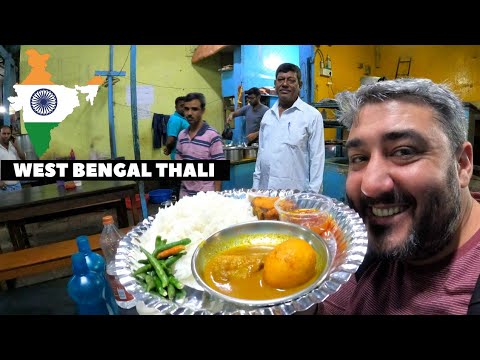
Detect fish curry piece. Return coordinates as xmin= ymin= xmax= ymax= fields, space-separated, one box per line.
xmin=251 ymin=196 xmax=279 ymax=220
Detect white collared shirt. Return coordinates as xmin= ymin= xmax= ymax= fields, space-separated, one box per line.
xmin=253 ymin=97 xmax=325 ymax=193
xmin=0 ymin=142 xmax=21 ymax=185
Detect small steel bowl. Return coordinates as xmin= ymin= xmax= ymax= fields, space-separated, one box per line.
xmin=191 ymin=220 xmax=334 ymax=307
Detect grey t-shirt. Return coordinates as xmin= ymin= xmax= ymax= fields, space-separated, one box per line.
xmin=237 ymin=104 xmax=269 ymax=136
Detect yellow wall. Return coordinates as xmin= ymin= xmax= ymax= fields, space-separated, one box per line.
xmin=313 ymin=45 xmax=375 ymax=102
xmin=374 ymin=45 xmax=480 ymax=105
xmin=313 ymin=45 xmax=480 ymax=143
xmin=19 ymin=45 xmax=224 ymax=160
xmin=20 ymin=45 xmax=480 ymax=158
xmin=313 ymin=45 xmax=375 ymax=137
xmin=314 ymin=45 xmax=480 ymax=107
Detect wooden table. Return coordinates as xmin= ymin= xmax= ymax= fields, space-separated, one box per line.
xmin=0 ymin=180 xmax=139 ymax=251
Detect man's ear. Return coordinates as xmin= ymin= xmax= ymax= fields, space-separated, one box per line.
xmin=299 ymin=80 xmax=303 ymax=89
xmin=457 ymin=141 xmax=473 ymax=188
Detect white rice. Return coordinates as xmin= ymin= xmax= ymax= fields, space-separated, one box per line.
xmin=140 ymin=191 xmax=257 ymax=290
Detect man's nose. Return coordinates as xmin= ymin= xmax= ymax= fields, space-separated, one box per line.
xmin=360 ymin=155 xmax=394 ymax=199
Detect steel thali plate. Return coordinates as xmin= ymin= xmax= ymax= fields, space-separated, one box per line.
xmin=114 ymin=189 xmax=368 ymax=315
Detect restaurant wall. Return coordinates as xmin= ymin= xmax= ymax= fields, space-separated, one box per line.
xmin=374 ymin=45 xmax=480 ymax=106
xmin=313 ymin=45 xmax=480 ymax=107
xmin=313 ymin=45 xmax=375 ymax=102
xmin=18 ymin=45 xmax=223 ymax=160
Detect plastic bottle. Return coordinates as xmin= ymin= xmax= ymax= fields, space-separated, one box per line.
xmin=67 ymin=252 xmax=112 ymax=315
xmin=100 ymin=215 xmax=136 ymax=309
xmin=76 ymin=235 xmax=119 ymax=315
xmin=70 ymin=148 xmax=76 ymax=160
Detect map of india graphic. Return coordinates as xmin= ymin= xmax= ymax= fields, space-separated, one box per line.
xmin=8 ymin=49 xmax=103 ymax=157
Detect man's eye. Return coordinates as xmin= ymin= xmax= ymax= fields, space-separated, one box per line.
xmin=276 ymin=78 xmax=296 ymax=84
xmin=392 ymin=148 xmax=415 ymax=157
xmin=349 ymin=155 xmax=365 ymax=164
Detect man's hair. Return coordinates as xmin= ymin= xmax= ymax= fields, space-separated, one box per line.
xmin=245 ymin=87 xmax=261 ymax=97
xmin=175 ymin=96 xmax=186 ymax=106
xmin=335 ymin=78 xmax=467 ymax=154
xmin=275 ymin=63 xmax=302 ymax=82
xmin=184 ymin=92 xmax=206 ymax=109
xmin=1 ymin=125 xmax=12 ymax=132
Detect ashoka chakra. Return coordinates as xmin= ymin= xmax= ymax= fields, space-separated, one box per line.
xmin=30 ymin=88 xmax=58 ymax=116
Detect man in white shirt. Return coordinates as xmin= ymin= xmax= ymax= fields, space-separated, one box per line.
xmin=0 ymin=125 xmax=26 ymax=192
xmin=252 ymin=63 xmax=325 ymax=192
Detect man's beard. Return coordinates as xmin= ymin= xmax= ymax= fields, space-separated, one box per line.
xmin=347 ymin=163 xmax=461 ymax=261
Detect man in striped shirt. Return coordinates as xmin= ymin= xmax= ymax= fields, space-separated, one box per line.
xmin=314 ymin=78 xmax=480 ymax=315
xmin=175 ymin=92 xmax=225 ymax=199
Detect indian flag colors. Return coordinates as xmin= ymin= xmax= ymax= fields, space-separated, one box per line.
xmin=7 ymin=49 xmax=103 ymax=157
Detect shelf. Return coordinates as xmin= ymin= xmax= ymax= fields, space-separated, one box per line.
xmin=312 ymin=99 xmax=339 ymax=109
xmin=324 ymin=120 xmax=342 ymax=128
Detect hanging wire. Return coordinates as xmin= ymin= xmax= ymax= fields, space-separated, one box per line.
xmin=102 ymin=46 xmax=131 ymax=87
xmin=312 ymin=46 xmax=326 ymax=68
xmin=327 ymin=75 xmax=336 ymax=98
xmin=119 ymin=46 xmax=131 ymax=72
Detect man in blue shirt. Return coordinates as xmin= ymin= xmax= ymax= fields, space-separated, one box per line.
xmin=163 ymin=96 xmax=189 ymax=159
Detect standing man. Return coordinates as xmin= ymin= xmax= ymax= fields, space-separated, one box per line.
xmin=175 ymin=92 xmax=225 ymax=198
xmin=227 ymin=87 xmax=269 ymax=145
xmin=0 ymin=125 xmax=25 ymax=192
xmin=163 ymin=96 xmax=189 ymax=159
xmin=315 ymin=78 xmax=480 ymax=315
xmin=252 ymin=63 xmax=325 ymax=192
xmin=163 ymin=96 xmax=189 ymax=199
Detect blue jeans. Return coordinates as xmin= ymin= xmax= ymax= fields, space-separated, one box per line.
xmin=1 ymin=182 xmax=22 ymax=192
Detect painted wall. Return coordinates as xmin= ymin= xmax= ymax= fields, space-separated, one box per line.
xmin=312 ymin=45 xmax=480 ymax=142
xmin=374 ymin=45 xmax=480 ymax=106
xmin=19 ymin=45 xmax=480 ymax=160
xmin=18 ymin=45 xmax=224 ymax=160
xmin=313 ymin=45 xmax=480 ymax=106
xmin=299 ymin=45 xmax=314 ymax=104
xmin=241 ymin=45 xmax=299 ymax=90
xmin=313 ymin=45 xmax=375 ymax=102
xmin=230 ymin=45 xmax=299 ymax=143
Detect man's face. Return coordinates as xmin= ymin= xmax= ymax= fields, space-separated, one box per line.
xmin=274 ymin=70 xmax=301 ymax=105
xmin=247 ymin=94 xmax=259 ymax=106
xmin=0 ymin=127 xmax=12 ymax=146
xmin=345 ymin=100 xmax=462 ymax=261
xmin=183 ymin=99 xmax=204 ymax=127
xmin=176 ymin=101 xmax=185 ymax=117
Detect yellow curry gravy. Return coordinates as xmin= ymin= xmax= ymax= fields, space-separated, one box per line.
xmin=203 ymin=235 xmax=325 ymax=301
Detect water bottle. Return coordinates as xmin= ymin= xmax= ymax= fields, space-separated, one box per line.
xmin=76 ymin=235 xmax=119 ymax=315
xmin=67 ymin=252 xmax=111 ymax=315
xmin=100 ymin=215 xmax=136 ymax=309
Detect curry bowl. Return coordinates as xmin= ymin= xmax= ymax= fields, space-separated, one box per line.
xmin=191 ymin=220 xmax=335 ymax=307
xmin=274 ymin=193 xmax=334 ymax=235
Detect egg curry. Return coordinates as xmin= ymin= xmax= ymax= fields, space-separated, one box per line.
xmin=203 ymin=234 xmax=325 ymax=301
